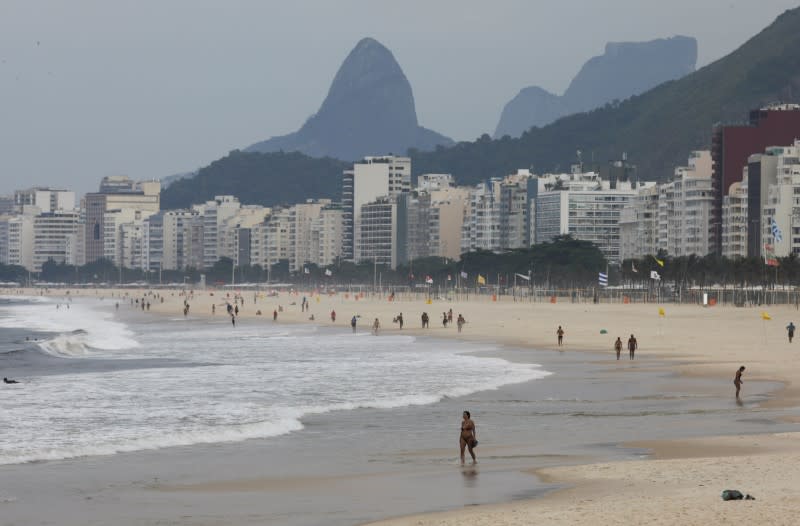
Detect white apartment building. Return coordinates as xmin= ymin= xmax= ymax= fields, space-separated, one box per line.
xmin=218 ymin=205 xmax=269 ymax=266
xmin=309 ymin=205 xmax=344 ymax=268
xmin=0 ymin=214 xmax=33 ymax=269
xmin=761 ymin=141 xmax=800 ymax=257
xmin=14 ymin=188 xmax=76 ymax=214
xmin=461 ymin=180 xmax=501 ymax=253
xmin=84 ymin=177 xmax=160 ymax=264
xmin=358 ymin=197 xmax=397 ymax=268
xmin=288 ymin=200 xmax=330 ymax=271
xmin=343 ymin=156 xmax=410 ymax=261
xmin=31 ymin=210 xmax=82 ymax=272
xmin=534 ymin=172 xmax=637 ymax=263
xmin=658 ymin=151 xmax=714 ymax=257
xmin=722 ymin=175 xmax=748 ymax=259
xmin=145 ymin=209 xmax=203 ymax=272
xmin=619 ymin=183 xmax=659 ymax=261
xmin=428 ymin=185 xmax=469 ymax=260
xmin=192 ymin=196 xmax=241 ymax=269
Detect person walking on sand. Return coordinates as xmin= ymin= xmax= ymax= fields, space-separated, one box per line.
xmin=442 ymin=312 xmax=448 ymax=328
xmin=787 ymin=322 xmax=796 ymax=343
xmin=351 ymin=315 xmax=357 ymax=333
xmin=397 ymin=312 xmax=404 ymax=329
xmin=273 ymin=309 xmax=278 ymax=321
xmin=628 ymin=334 xmax=638 ymax=360
xmin=330 ymin=309 xmax=336 ymax=323
xmin=459 ymin=410 xmax=477 ymax=465
xmin=734 ymin=366 xmax=745 ymax=399
xmin=556 ymin=326 xmax=564 ymax=346
xmin=231 ymin=314 xmax=236 ymax=327
xmin=614 ymin=337 xmax=623 ymax=360
xmin=372 ymin=318 xmax=380 ymax=335
xmin=457 ymin=314 xmax=465 ymax=333
xmin=421 ymin=312 xmax=429 ymax=328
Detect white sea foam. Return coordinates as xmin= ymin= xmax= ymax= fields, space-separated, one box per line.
xmin=0 ymin=297 xmax=138 ymax=351
xmin=0 ymin=298 xmax=550 ymax=465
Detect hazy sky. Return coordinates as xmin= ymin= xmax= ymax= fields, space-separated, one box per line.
xmin=1 ymin=0 xmax=798 ymax=195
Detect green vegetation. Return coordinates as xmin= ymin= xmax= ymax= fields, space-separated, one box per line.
xmin=160 ymin=150 xmax=348 ymax=210
xmin=411 ymin=7 xmax=800 ymax=184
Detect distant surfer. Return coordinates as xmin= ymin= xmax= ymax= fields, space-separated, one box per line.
xmin=3 ymin=377 xmax=19 ymax=384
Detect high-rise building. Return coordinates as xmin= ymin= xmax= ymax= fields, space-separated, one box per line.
xmin=534 ymin=172 xmax=637 ymax=263
xmin=357 ymin=197 xmax=397 ymax=268
xmin=711 ymin=104 xmax=800 ymax=251
xmin=722 ymin=175 xmax=748 ymax=259
xmin=760 ymin=140 xmax=800 ymax=257
xmin=14 ymin=188 xmax=76 ymax=214
xmin=619 ymin=183 xmax=659 ymax=261
xmin=31 ymin=210 xmax=82 ymax=272
xmin=342 ymin=156 xmax=410 ymax=261
xmin=84 ymin=177 xmax=160 ymax=263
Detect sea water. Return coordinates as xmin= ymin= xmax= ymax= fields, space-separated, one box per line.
xmin=0 ymin=296 xmax=550 ymax=465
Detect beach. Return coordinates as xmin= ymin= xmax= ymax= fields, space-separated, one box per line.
xmin=1 ymin=288 xmax=799 ymax=524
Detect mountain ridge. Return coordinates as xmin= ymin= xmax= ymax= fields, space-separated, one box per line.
xmin=494 ymin=36 xmax=697 ymax=138
xmin=245 ymin=37 xmax=453 ymax=160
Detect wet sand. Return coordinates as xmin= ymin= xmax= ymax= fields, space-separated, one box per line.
xmin=3 ymin=288 xmax=800 ymax=525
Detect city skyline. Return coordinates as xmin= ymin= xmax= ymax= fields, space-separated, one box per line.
xmin=1 ymin=0 xmax=799 ymax=195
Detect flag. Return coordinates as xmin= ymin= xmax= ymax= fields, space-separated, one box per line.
xmin=650 ymin=270 xmax=661 ymax=280
xmin=658 ymin=307 xmax=665 ymax=317
xmin=477 ymin=274 xmax=486 ymax=285
xmin=515 ymin=273 xmax=531 ymax=281
xmin=425 ymin=275 xmax=433 ymax=284
xmin=598 ymin=272 xmax=608 ymax=287
xmin=652 ymin=256 xmax=665 ymax=267
xmin=460 ymin=271 xmax=468 ymax=279
xmin=761 ymin=312 xmax=772 ymax=320
xmin=447 ymin=274 xmax=452 ymax=281
xmin=303 ymin=267 xmax=310 ymax=274
xmin=771 ymin=218 xmax=783 ymax=243
xmin=324 ymin=269 xmax=332 ymax=277
xmin=764 ymin=243 xmax=779 ymax=267
xmin=631 ymin=261 xmax=638 ymax=273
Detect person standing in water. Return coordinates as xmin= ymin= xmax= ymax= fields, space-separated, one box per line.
xmin=459 ymin=411 xmax=477 ymax=465
xmin=614 ymin=337 xmax=623 ymax=360
xmin=556 ymin=326 xmax=564 ymax=346
xmin=734 ymin=366 xmax=745 ymax=399
xmin=787 ymin=322 xmax=796 ymax=343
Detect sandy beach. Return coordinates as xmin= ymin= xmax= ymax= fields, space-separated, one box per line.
xmin=7 ymin=287 xmax=800 ymax=524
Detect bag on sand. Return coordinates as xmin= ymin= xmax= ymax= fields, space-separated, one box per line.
xmin=721 ymin=490 xmax=755 ymax=501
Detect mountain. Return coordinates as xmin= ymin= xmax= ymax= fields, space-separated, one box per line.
xmin=246 ymin=37 xmax=453 ymax=160
xmin=413 ymin=7 xmax=800 ymax=185
xmin=160 ymin=150 xmax=347 ymax=210
xmin=161 ymin=8 xmax=800 ymax=210
xmin=494 ymin=36 xmax=697 ymax=138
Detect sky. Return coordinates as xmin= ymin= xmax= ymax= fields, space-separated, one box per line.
xmin=1 ymin=0 xmax=798 ymax=195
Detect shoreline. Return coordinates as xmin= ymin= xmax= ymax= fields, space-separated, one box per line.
xmin=6 ymin=287 xmax=800 ymax=525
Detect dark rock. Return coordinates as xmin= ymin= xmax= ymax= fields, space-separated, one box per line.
xmin=494 ymin=36 xmax=697 ymax=138
xmin=247 ymin=37 xmax=452 ymax=160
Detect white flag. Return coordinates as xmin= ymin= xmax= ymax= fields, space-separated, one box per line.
xmin=460 ymin=271 xmax=468 ymax=279
xmin=650 ymin=270 xmax=661 ymax=281
xmin=303 ymin=267 xmax=310 ymax=274
xmin=324 ymin=269 xmax=332 ymax=276
xmin=515 ymin=273 xmax=531 ymax=281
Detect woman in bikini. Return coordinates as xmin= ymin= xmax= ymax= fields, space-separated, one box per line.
xmin=459 ymin=410 xmax=477 ymax=465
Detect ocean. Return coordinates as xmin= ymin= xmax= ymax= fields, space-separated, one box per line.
xmin=0 ymin=295 xmax=549 ymax=466
xmin=1 ymin=294 xmax=796 ymax=525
